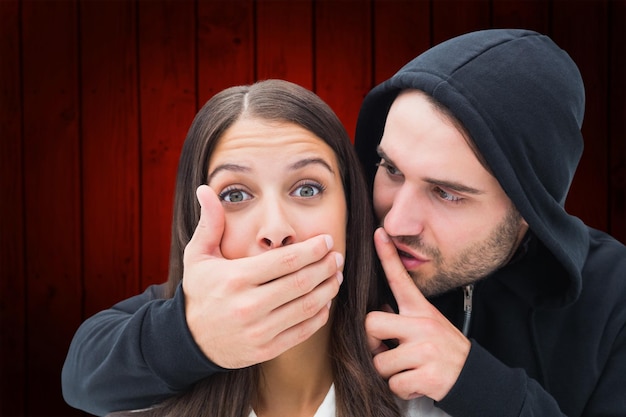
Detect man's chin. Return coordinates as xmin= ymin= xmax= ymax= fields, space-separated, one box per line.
xmin=409 ymin=272 xmax=455 ymax=298
xmin=408 ymin=271 xmax=434 ymax=296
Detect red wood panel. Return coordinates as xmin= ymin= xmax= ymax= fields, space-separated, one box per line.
xmin=373 ymin=0 xmax=430 ymax=84
xmin=21 ymin=0 xmax=83 ymax=414
xmin=552 ymin=0 xmax=609 ymax=231
xmin=431 ymin=0 xmax=491 ymax=44
xmin=197 ymin=0 xmax=254 ymax=107
xmin=3 ymin=1 xmax=622 ymax=413
xmin=315 ymin=0 xmax=372 ymax=140
xmin=81 ymin=0 xmax=140 ymax=317
xmin=138 ymin=0 xmax=196 ymax=289
xmin=608 ymin=0 xmax=626 ymax=244
xmin=256 ymin=0 xmax=313 ymax=89
xmin=0 ymin=1 xmax=26 ymax=414
xmin=491 ymin=0 xmax=550 ymax=34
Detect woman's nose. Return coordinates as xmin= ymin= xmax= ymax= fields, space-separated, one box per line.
xmin=256 ymin=202 xmax=296 ymax=249
xmin=261 ymin=235 xmax=293 ymax=248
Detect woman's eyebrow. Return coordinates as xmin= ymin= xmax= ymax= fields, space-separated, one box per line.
xmin=208 ymin=157 xmax=334 ymax=183
xmin=289 ymin=157 xmax=335 ymax=174
xmin=207 ymin=163 xmax=250 ymax=183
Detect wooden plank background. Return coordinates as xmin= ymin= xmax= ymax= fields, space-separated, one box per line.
xmin=0 ymin=0 xmax=624 ymax=415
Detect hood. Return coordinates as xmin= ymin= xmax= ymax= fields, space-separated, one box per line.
xmin=355 ymin=29 xmax=588 ymax=305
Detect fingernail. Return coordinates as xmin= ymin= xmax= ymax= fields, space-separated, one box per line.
xmin=336 ymin=271 xmax=344 ymax=285
xmin=378 ymin=227 xmax=390 ymax=243
xmin=335 ymin=253 xmax=344 ymax=268
xmin=324 ymin=235 xmax=333 ymax=250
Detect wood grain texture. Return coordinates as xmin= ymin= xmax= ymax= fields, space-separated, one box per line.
xmin=256 ymin=0 xmax=313 ymax=88
xmin=1 ymin=1 xmax=623 ymax=415
xmin=197 ymin=0 xmax=254 ymax=106
xmin=431 ymin=0 xmax=491 ymax=44
xmin=81 ymin=0 xmax=141 ymax=318
xmin=21 ymin=0 xmax=82 ymax=413
xmin=0 ymin=1 xmax=26 ymax=415
xmin=138 ymin=0 xmax=196 ymax=290
xmin=553 ymin=0 xmax=610 ymax=232
xmin=315 ymin=0 xmax=372 ymax=140
xmin=373 ymin=0 xmax=430 ymax=84
xmin=608 ymin=0 xmax=626 ymax=243
xmin=492 ymin=0 xmax=550 ymax=33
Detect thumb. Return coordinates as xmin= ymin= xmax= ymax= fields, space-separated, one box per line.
xmin=185 ymin=184 xmax=225 ymax=261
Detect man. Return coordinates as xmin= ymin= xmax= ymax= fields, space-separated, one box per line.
xmin=62 ymin=29 xmax=626 ymax=416
xmin=354 ymin=28 xmax=626 ymax=416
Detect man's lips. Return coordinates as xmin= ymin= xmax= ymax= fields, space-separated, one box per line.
xmin=392 ymin=241 xmax=429 ymax=269
xmin=393 ymin=241 xmax=427 ymax=261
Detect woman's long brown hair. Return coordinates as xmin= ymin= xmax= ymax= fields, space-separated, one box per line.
xmin=112 ymin=80 xmax=400 ymax=417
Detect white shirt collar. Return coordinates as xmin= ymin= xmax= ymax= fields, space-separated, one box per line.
xmin=248 ymin=384 xmax=336 ymax=417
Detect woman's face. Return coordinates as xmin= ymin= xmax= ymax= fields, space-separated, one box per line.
xmin=207 ymin=117 xmax=347 ymax=264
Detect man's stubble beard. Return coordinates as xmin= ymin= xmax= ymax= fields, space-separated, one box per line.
xmin=397 ymin=207 xmax=525 ymax=298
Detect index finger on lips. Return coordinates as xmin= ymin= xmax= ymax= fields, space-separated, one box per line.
xmin=374 ymin=227 xmax=430 ymax=316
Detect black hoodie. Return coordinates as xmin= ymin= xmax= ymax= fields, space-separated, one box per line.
xmin=355 ymin=29 xmax=626 ymax=417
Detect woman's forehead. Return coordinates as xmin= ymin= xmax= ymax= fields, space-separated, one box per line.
xmin=209 ymin=118 xmax=339 ymax=173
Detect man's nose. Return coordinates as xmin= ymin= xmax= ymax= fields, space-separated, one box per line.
xmin=383 ymin=187 xmax=425 ymax=237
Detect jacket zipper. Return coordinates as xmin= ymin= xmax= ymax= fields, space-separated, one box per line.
xmin=462 ymin=284 xmax=474 ymax=336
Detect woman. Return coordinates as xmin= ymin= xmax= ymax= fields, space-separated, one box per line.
xmin=111 ymin=79 xmax=401 ymax=417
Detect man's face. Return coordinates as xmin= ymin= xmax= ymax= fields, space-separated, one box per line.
xmin=373 ymin=90 xmax=528 ymax=297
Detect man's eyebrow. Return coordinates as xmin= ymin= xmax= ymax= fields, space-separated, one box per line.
xmin=377 ymin=146 xmax=483 ymax=195
xmin=424 ymin=178 xmax=484 ymax=195
xmin=376 ymin=145 xmax=389 ymax=161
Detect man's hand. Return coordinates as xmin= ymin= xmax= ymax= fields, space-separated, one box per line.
xmin=366 ymin=227 xmax=470 ymax=401
xmin=182 ymin=185 xmax=343 ymax=369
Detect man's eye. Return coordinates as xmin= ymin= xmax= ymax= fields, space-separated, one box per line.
xmin=291 ymin=182 xmax=324 ymax=198
xmin=377 ymin=159 xmax=401 ymax=176
xmin=435 ymin=187 xmax=462 ymax=203
xmin=220 ymin=189 xmax=251 ymax=203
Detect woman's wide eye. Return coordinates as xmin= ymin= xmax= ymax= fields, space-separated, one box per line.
xmin=292 ymin=182 xmax=323 ymax=198
xmin=220 ymin=189 xmax=251 ymax=203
